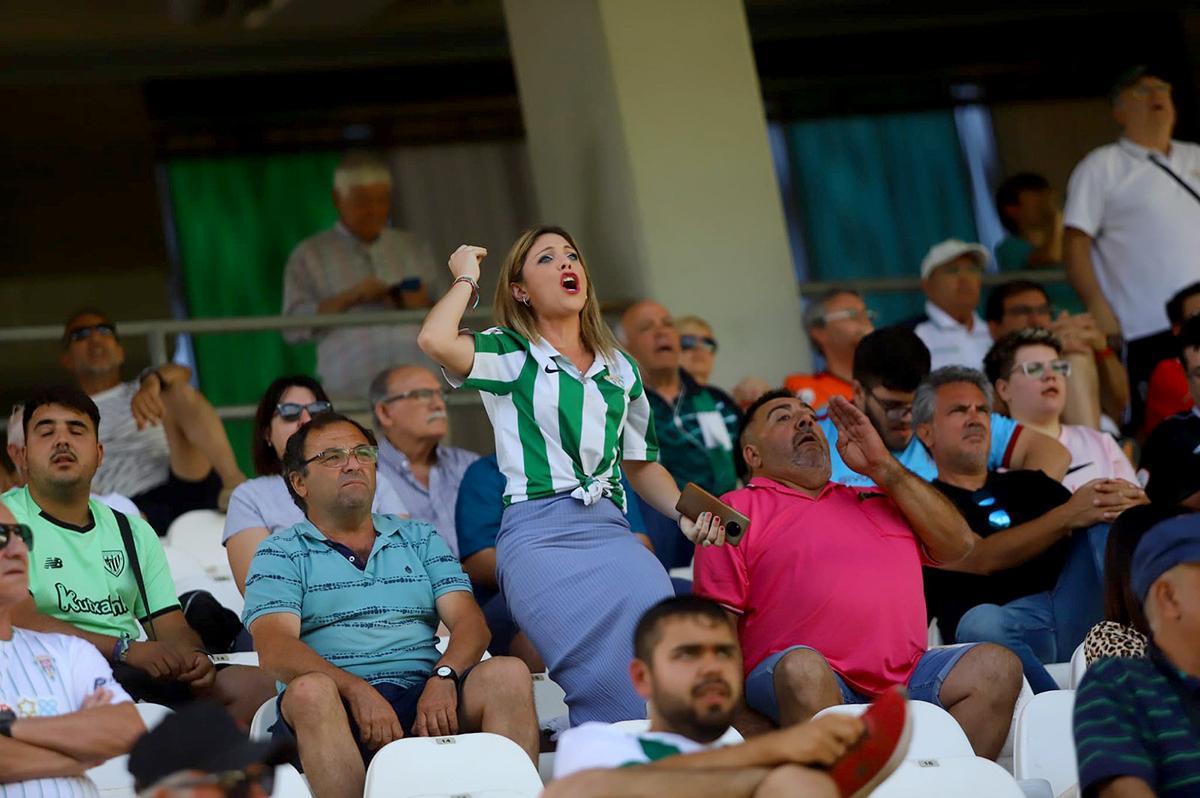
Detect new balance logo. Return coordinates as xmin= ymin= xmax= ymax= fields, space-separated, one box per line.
xmin=44 ymin=558 xmax=64 ymax=570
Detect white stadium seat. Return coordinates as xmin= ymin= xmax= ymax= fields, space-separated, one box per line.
xmin=610 ymin=718 xmax=745 ymax=746
xmin=816 ymin=699 xmax=974 ymax=760
xmin=271 ymin=764 xmax=313 ymax=798
xmin=1069 ymin=643 xmax=1088 ymax=689
xmin=87 ymin=703 xmax=174 ymax=797
xmin=532 ymin=672 xmax=569 ymax=733
xmin=165 ymin=510 xmax=231 ymax=578
xmin=250 ymin=697 xmax=279 ymax=742
xmin=1014 ymin=690 xmax=1078 ymax=798
xmin=869 ymin=757 xmax=1025 ymax=797
xmin=363 ymin=733 xmax=543 ymax=798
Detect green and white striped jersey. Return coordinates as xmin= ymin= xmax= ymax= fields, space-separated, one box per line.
xmin=553 ymin=722 xmax=723 ymax=779
xmin=449 ymin=326 xmax=658 ymax=511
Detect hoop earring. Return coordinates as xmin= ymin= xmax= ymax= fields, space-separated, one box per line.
xmin=521 ymin=297 xmax=531 ymax=307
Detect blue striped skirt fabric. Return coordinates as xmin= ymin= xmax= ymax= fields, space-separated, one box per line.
xmin=497 ymin=493 xmax=674 ymax=725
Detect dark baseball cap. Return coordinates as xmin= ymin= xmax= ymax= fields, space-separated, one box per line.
xmin=128 ymin=702 xmax=294 ymax=791
xmin=1130 ymin=514 xmax=1200 ymax=601
xmin=1110 ymin=64 xmax=1172 ymax=103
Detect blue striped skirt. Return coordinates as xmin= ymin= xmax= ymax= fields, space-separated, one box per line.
xmin=497 ymin=493 xmax=673 ymax=725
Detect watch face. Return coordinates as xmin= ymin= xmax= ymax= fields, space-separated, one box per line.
xmin=436 ymin=666 xmax=452 ymax=677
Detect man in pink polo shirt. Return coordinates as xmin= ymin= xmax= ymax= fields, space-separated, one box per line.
xmin=693 ymin=390 xmax=1024 ymax=760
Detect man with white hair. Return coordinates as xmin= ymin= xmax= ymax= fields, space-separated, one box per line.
xmin=1073 ymin=512 xmax=1200 ymax=798
xmin=282 ymin=151 xmax=441 ymax=398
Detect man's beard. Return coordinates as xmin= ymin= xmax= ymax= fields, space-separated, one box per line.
xmin=652 ymin=677 xmax=735 ymax=744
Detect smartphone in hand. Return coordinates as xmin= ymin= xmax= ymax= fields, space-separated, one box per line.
xmin=676 ymin=482 xmax=750 ymax=546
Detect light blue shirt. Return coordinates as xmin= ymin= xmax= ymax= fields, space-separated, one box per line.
xmin=242 ymin=513 xmax=471 ymax=688
xmin=377 ymin=439 xmax=480 ymax=558
xmin=820 ymin=413 xmax=1021 ymax=488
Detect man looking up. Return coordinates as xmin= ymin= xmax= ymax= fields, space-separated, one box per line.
xmin=785 ymin=290 xmax=875 ymax=410
xmin=913 ymin=239 xmax=993 ymax=371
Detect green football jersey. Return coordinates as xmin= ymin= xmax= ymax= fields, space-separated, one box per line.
xmin=3 ymin=487 xmax=180 ymax=639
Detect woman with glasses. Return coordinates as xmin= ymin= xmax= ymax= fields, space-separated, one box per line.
xmin=418 ymin=227 xmax=724 ymax=725
xmin=985 ymin=328 xmax=1137 ymax=493
xmin=222 ymin=375 xmax=408 ymax=592
xmin=675 ymin=315 xmax=718 ymax=386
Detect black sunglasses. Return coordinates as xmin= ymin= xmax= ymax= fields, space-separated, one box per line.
xmin=0 ymin=523 xmax=33 ymax=550
xmin=66 ymin=323 xmax=117 ymax=343
xmin=275 ymin=401 xmax=333 ymax=422
xmin=680 ymin=334 xmax=718 ymax=354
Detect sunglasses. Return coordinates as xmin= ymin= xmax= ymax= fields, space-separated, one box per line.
xmin=303 ymin=445 xmax=379 ymax=468
xmin=379 ymin=388 xmax=445 ymax=404
xmin=0 ymin=523 xmax=33 ymax=550
xmin=973 ymin=491 xmax=1012 ymax=530
xmin=822 ymin=308 xmax=877 ymax=324
xmin=680 ymin=334 xmax=718 ymax=354
xmin=1011 ymin=359 xmax=1072 ymax=379
xmin=275 ymin=401 xmax=333 ymax=422
xmin=66 ymin=323 xmax=116 ymax=343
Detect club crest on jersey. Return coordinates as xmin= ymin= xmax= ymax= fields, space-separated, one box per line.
xmin=102 ymin=550 xmax=126 ymax=578
xmin=35 ymin=655 xmax=56 ymax=680
xmin=602 ymin=373 xmax=625 ymax=389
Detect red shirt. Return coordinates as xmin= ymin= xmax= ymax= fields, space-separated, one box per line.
xmin=783 ymin=372 xmax=854 ymax=411
xmin=1143 ymin=359 xmax=1193 ymax=438
xmin=693 ymin=478 xmax=935 ymax=697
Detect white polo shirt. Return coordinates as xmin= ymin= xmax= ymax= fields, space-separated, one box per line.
xmin=1064 ymin=137 xmax=1200 ymax=340
xmin=914 ymin=302 xmax=994 ymax=372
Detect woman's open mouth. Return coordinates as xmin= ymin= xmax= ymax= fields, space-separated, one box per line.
xmin=561 ymin=273 xmax=580 ymax=294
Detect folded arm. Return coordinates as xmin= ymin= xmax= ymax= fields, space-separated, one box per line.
xmin=10 ymin=703 xmax=144 ymax=763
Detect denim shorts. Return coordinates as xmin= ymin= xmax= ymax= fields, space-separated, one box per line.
xmin=744 ymin=643 xmax=979 ymax=724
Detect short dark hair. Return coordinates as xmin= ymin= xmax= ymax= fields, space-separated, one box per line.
xmin=252 ymin=375 xmax=331 ymax=477
xmin=61 ymin=308 xmax=116 ymax=348
xmin=281 ymin=413 xmax=377 ymax=512
xmin=994 ymin=173 xmax=1051 ymax=234
xmin=852 ymin=327 xmax=930 ymax=393
xmin=1105 ymin=504 xmax=1187 ymax=634
xmin=983 ymin=328 xmax=1063 ymax=385
xmin=984 ymin=280 xmax=1049 ymax=324
xmin=1166 ymin=282 xmax=1200 ymax=327
xmin=23 ymin=385 xmax=101 ymax=436
xmin=1178 ymin=315 xmax=1200 ymax=367
xmin=633 ymin=596 xmax=737 ymax=664
xmin=735 ymin=388 xmax=796 ymax=480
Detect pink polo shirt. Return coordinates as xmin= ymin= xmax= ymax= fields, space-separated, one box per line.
xmin=693 ymin=477 xmax=935 ymax=698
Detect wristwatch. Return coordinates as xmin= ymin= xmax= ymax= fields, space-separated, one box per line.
xmin=0 ymin=709 xmax=16 ymax=738
xmin=432 ymin=665 xmax=459 ymax=686
xmin=112 ymin=635 xmax=132 ymax=663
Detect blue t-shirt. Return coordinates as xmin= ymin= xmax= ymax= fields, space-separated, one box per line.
xmin=455 ymin=454 xmax=647 ymax=563
xmin=820 ymin=413 xmax=1021 ymax=488
xmin=242 ymin=513 xmax=471 ymax=688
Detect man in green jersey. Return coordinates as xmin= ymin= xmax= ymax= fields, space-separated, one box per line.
xmin=2 ymin=386 xmax=273 ymax=724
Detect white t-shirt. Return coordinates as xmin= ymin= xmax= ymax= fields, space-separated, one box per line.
xmin=914 ymin=303 xmax=994 ymax=372
xmin=1059 ymin=424 xmax=1139 ymax=493
xmin=553 ymin=722 xmax=722 ymax=780
xmin=90 ymin=381 xmax=171 ymax=498
xmin=1063 ymin=138 xmax=1200 ymax=340
xmin=0 ymin=628 xmax=132 ymax=798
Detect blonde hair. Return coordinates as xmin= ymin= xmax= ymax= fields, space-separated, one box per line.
xmin=493 ymin=225 xmax=621 ymax=360
xmin=675 ymin=315 xmax=713 ymax=335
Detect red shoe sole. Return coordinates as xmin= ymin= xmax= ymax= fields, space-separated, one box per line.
xmin=830 ymin=687 xmax=913 ymax=798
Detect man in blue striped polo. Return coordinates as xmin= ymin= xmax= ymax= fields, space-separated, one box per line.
xmin=1073 ymin=513 xmax=1200 ymax=797
xmin=242 ymin=413 xmax=538 ymax=798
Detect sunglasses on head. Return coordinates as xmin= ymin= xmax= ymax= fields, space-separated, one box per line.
xmin=680 ymin=334 xmax=718 ymax=354
xmin=0 ymin=523 xmax=33 ymax=550
xmin=66 ymin=323 xmax=116 ymax=343
xmin=275 ymin=401 xmax=333 ymax=422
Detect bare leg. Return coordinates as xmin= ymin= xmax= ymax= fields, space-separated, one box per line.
xmin=754 ymin=764 xmax=839 ymax=798
xmin=459 ymin=656 xmax=540 ymax=763
xmin=159 ymin=382 xmax=246 ymax=488
xmin=280 ymin=672 xmax=364 ymax=798
xmin=208 ymin=665 xmax=279 ymax=727
xmin=938 ymin=643 xmax=1023 ymax=760
xmin=731 ymin=697 xmax=777 ymax=738
xmin=509 ymin=631 xmax=546 ymax=673
xmin=772 ymin=649 xmax=844 ymax=728
xmin=545 ymin=767 xmax=775 ymax=798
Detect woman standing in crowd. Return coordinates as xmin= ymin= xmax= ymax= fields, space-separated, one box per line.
xmin=222 ymin=375 xmax=408 ymax=592
xmin=418 ymin=226 xmax=724 ymax=724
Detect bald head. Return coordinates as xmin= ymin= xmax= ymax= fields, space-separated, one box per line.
xmin=621 ymin=301 xmax=680 ymax=375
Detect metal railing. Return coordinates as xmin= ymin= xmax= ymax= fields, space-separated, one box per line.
xmin=0 ymin=269 xmax=1069 ymax=419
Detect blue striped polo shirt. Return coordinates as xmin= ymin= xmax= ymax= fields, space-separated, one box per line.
xmin=242 ymin=513 xmax=472 ymax=689
xmin=1074 ymin=649 xmax=1200 ymax=796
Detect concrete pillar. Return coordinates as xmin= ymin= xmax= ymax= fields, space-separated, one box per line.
xmin=503 ymin=0 xmax=811 ymax=387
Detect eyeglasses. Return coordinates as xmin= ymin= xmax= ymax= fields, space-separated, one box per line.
xmin=865 ymin=389 xmax=913 ymax=421
xmin=66 ymin=323 xmax=116 ymax=343
xmin=303 ymin=445 xmax=379 ymax=468
xmin=275 ymin=401 xmax=333 ymax=422
xmin=680 ymin=334 xmax=718 ymax=354
xmin=156 ymin=766 xmax=275 ymax=798
xmin=380 ymin=388 xmax=445 ymax=404
xmin=935 ymin=262 xmax=984 ymax=277
xmin=1003 ymin=303 xmax=1054 ymax=319
xmin=821 ymin=308 xmax=877 ymax=325
xmin=1010 ymin=359 xmax=1072 ymax=379
xmin=0 ymin=523 xmax=33 ymax=550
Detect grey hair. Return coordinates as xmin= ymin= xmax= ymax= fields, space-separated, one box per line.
xmin=802 ymin=288 xmax=862 ymax=332
xmin=912 ymin=366 xmax=993 ymax=428
xmin=333 ymin=151 xmax=392 ymax=195
xmin=7 ymin=404 xmax=24 ymax=447
xmin=367 ymin=367 xmax=400 ymax=429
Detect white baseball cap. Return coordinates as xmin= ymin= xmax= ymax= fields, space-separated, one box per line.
xmin=920 ymin=239 xmax=989 ymax=280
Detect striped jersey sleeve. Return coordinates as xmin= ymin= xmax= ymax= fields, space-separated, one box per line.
xmin=458 ymin=327 xmax=531 ymax=394
xmin=619 ymin=353 xmax=659 ymax=463
xmin=1074 ymin=658 xmax=1158 ymax=794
